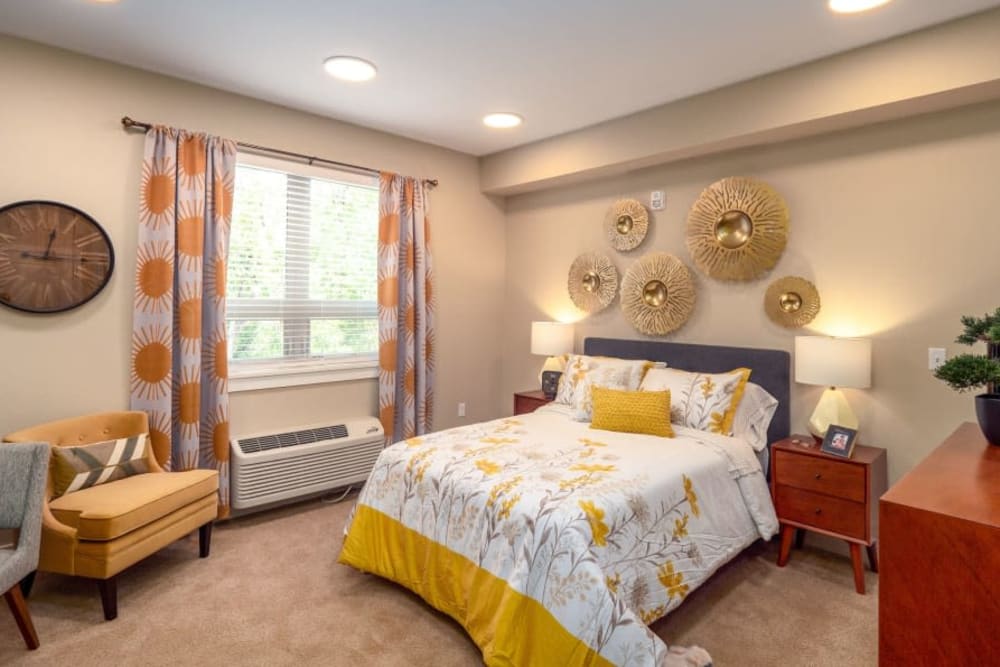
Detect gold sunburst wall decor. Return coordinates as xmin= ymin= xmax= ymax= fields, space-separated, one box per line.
xmin=568 ymin=252 xmax=619 ymax=313
xmin=620 ymin=253 xmax=696 ymax=335
xmin=686 ymin=177 xmax=789 ymax=281
xmin=764 ymin=276 xmax=821 ymax=328
xmin=605 ymin=199 xmax=649 ymax=251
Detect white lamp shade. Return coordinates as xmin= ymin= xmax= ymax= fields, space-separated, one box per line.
xmin=531 ymin=321 xmax=574 ymax=356
xmin=795 ymin=336 xmax=871 ymax=389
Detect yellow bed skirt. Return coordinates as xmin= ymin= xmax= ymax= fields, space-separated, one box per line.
xmin=339 ymin=504 xmax=612 ymax=667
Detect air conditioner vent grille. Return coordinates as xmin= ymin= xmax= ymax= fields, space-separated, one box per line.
xmin=237 ymin=424 xmax=348 ymax=454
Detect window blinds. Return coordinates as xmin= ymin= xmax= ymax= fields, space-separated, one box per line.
xmin=227 ymin=160 xmax=378 ymax=371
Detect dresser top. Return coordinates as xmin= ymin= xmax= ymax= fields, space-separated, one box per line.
xmin=881 ymin=422 xmax=1000 ymax=527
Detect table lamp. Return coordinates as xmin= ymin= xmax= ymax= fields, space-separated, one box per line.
xmin=795 ymin=336 xmax=872 ymax=440
xmin=531 ymin=321 xmax=574 ymax=399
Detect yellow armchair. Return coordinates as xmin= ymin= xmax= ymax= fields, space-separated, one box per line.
xmin=4 ymin=411 xmax=219 ymax=620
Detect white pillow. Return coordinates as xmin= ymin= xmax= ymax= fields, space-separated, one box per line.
xmin=570 ymin=362 xmax=649 ymax=421
xmin=555 ymin=354 xmax=658 ymax=406
xmin=729 ymin=382 xmax=779 ymax=451
xmin=640 ymin=367 xmax=751 ymax=434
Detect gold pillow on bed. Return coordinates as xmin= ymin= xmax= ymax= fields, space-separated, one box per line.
xmin=639 ymin=367 xmax=751 ymax=434
xmin=590 ymin=387 xmax=674 ymax=438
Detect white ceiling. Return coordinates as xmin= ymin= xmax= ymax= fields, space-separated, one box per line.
xmin=2 ymin=0 xmax=998 ymax=155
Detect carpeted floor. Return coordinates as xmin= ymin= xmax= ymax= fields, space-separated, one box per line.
xmin=0 ymin=494 xmax=877 ymax=666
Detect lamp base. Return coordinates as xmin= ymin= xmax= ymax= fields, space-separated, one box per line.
xmin=808 ymin=387 xmax=859 ymax=440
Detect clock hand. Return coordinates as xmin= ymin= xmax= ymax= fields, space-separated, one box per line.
xmin=19 ymin=251 xmax=86 ymax=262
xmin=43 ymin=230 xmax=57 ymax=259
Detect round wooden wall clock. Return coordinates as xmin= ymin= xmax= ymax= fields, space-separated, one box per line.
xmin=0 ymin=201 xmax=115 ymax=314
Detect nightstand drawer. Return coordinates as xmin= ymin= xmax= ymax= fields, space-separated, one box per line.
xmin=775 ymin=484 xmax=867 ymax=541
xmin=774 ymin=449 xmax=866 ymax=502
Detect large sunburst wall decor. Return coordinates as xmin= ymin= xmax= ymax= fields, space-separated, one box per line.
xmin=686 ymin=177 xmax=789 ymax=281
xmin=620 ymin=253 xmax=696 ymax=335
xmin=605 ymin=199 xmax=649 ymax=251
xmin=764 ymin=275 xmax=821 ymax=328
xmin=568 ymin=252 xmax=619 ymax=313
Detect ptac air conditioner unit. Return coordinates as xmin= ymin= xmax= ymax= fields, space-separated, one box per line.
xmin=230 ymin=417 xmax=383 ymax=511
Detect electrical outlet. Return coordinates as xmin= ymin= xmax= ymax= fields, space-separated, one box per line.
xmin=928 ymin=347 xmax=946 ymax=371
xmin=650 ymin=190 xmax=665 ymax=211
xmin=457 ymin=402 xmax=466 ymax=418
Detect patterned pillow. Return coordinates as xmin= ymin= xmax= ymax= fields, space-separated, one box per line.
xmin=591 ymin=387 xmax=674 ymax=437
xmin=555 ymin=354 xmax=658 ymax=406
xmin=51 ymin=433 xmax=151 ymax=497
xmin=639 ymin=367 xmax=751 ymax=434
xmin=730 ymin=382 xmax=779 ymax=451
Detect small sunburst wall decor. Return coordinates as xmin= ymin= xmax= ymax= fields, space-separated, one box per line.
xmin=620 ymin=253 xmax=696 ymax=335
xmin=686 ymin=177 xmax=789 ymax=281
xmin=764 ymin=276 xmax=821 ymax=328
xmin=605 ymin=199 xmax=649 ymax=251
xmin=568 ymin=252 xmax=618 ymax=313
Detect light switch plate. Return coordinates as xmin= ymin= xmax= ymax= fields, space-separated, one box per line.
xmin=929 ymin=347 xmax=946 ymax=370
xmin=650 ymin=190 xmax=665 ymax=210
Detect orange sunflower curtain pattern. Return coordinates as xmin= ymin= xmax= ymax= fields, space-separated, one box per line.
xmin=378 ymin=172 xmax=435 ymax=443
xmin=130 ymin=126 xmax=236 ymax=516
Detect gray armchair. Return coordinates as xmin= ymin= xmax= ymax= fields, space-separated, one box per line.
xmin=1 ymin=442 xmax=49 ymax=650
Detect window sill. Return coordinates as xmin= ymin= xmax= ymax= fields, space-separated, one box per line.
xmin=229 ymin=360 xmax=378 ymax=393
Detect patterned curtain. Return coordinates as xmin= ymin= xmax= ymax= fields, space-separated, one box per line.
xmin=130 ymin=126 xmax=236 ymax=517
xmin=378 ymin=172 xmax=435 ymax=443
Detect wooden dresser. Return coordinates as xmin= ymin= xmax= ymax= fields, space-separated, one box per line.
xmin=879 ymin=422 xmax=1000 ymax=665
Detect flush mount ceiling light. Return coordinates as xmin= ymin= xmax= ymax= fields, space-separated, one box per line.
xmin=828 ymin=0 xmax=893 ymax=13
xmin=483 ymin=112 xmax=523 ymax=129
xmin=323 ymin=56 xmax=377 ymax=82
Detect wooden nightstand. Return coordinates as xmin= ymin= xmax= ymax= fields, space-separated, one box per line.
xmin=513 ymin=390 xmax=552 ymax=415
xmin=771 ymin=435 xmax=888 ymax=594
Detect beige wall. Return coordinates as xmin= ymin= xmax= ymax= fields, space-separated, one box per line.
xmin=502 ymin=99 xmax=1000 ymax=485
xmin=0 ymin=36 xmax=506 ymax=438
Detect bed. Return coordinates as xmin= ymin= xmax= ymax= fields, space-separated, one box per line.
xmin=339 ymin=338 xmax=789 ymax=666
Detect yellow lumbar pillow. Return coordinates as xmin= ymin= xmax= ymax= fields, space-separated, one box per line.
xmin=590 ymin=386 xmax=674 ymax=438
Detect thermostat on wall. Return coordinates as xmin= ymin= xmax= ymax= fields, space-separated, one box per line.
xmin=650 ymin=190 xmax=665 ymax=210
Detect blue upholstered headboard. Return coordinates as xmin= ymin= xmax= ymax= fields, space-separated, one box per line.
xmin=583 ymin=337 xmax=791 ymax=447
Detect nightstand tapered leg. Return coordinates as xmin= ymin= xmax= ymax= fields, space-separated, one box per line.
xmin=866 ymin=542 xmax=878 ymax=573
xmin=776 ymin=524 xmax=795 ymax=567
xmin=849 ymin=543 xmax=865 ymax=594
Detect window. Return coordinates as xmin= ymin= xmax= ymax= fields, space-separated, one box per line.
xmin=226 ymin=153 xmax=379 ymax=391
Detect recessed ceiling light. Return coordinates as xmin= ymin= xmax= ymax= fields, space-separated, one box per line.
xmin=483 ymin=112 xmax=523 ymax=129
xmin=323 ymin=56 xmax=377 ymax=82
xmin=828 ymin=0 xmax=892 ymax=13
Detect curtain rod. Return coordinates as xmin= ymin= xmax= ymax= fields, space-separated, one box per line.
xmin=120 ymin=116 xmax=438 ymax=188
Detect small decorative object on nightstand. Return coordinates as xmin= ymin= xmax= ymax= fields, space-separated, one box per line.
xmin=771 ymin=435 xmax=888 ymax=594
xmin=513 ymin=390 xmax=552 ymax=415
xmin=531 ymin=321 xmax=574 ymax=400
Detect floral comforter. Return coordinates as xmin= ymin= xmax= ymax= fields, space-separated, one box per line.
xmin=339 ymin=404 xmax=778 ymax=666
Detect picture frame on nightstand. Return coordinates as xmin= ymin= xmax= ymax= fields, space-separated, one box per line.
xmin=821 ymin=425 xmax=858 ymax=458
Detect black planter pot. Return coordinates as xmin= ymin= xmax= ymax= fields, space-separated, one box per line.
xmin=974 ymin=393 xmax=1000 ymax=446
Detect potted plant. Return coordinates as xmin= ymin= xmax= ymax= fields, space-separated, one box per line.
xmin=934 ymin=308 xmax=1000 ymax=445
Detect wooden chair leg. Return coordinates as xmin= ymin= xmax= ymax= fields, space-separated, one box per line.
xmin=19 ymin=571 xmax=37 ymax=598
xmin=4 ymin=584 xmax=40 ymax=650
xmin=776 ymin=524 xmax=795 ymax=567
xmin=199 ymin=522 xmax=213 ymax=558
xmin=97 ymin=576 xmax=118 ymax=621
